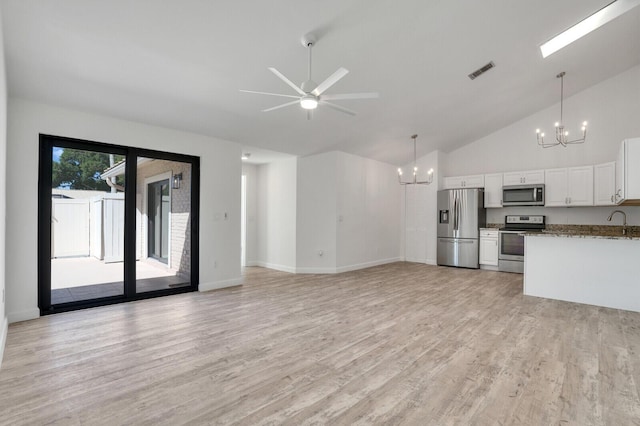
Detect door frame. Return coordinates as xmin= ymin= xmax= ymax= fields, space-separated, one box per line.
xmin=144 ymin=172 xmax=173 ymax=265
xmin=38 ymin=134 xmax=200 ymax=315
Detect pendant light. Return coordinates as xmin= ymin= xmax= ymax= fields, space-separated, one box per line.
xmin=397 ymin=134 xmax=433 ymax=185
xmin=536 ymin=72 xmax=588 ymax=148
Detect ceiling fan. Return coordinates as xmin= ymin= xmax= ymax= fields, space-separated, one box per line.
xmin=240 ymin=33 xmax=379 ymax=119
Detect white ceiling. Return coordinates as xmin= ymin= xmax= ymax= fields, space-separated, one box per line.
xmin=1 ymin=0 xmax=639 ymax=165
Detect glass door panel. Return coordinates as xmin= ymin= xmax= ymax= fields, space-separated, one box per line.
xmin=39 ymin=135 xmax=199 ymax=315
xmin=135 ymin=157 xmax=192 ymax=294
xmin=50 ymin=146 xmax=126 ymax=305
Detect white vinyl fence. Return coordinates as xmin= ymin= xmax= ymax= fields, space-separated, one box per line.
xmin=53 ymin=193 xmax=125 ymax=262
xmin=52 ymin=199 xmax=90 ymax=257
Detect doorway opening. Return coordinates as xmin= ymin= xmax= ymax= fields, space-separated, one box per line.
xmin=147 ymin=179 xmax=170 ymax=264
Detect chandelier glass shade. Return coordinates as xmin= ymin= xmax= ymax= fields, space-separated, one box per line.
xmin=536 ymin=72 xmax=588 ymax=148
xmin=397 ymin=134 xmax=433 ymax=185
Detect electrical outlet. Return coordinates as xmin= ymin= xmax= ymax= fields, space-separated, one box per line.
xmin=318 ymin=250 xmax=324 ymax=257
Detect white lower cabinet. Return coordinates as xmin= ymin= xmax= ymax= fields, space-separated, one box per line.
xmin=479 ymin=230 xmax=499 ymax=267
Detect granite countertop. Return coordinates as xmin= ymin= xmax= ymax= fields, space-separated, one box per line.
xmin=524 ymin=224 xmax=640 ymax=241
xmin=527 ymin=232 xmax=640 ymax=241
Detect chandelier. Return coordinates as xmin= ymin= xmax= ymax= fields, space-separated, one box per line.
xmin=536 ymin=71 xmax=587 ymax=148
xmin=397 ymin=134 xmax=433 ymax=185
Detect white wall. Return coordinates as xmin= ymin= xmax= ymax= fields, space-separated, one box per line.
xmin=407 ymin=66 xmax=640 ymax=266
xmin=336 ymin=152 xmax=402 ymax=271
xmin=256 ymin=158 xmax=297 ymax=272
xmin=294 ymin=151 xmax=402 ymax=273
xmin=485 ymin=205 xmax=640 ymax=228
xmin=401 ymin=150 xmax=440 ymax=264
xmin=444 ymin=65 xmax=640 ymax=175
xmin=242 ymin=163 xmax=258 ymax=266
xmin=5 ymin=98 xmax=242 ymax=323
xmin=442 ymin=65 xmax=640 ymax=227
xmin=0 ymin=8 xmax=8 ymax=367
xmin=296 ymin=152 xmax=337 ymax=273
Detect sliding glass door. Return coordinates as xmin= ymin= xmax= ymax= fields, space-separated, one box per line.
xmin=38 ymin=135 xmax=200 ymax=314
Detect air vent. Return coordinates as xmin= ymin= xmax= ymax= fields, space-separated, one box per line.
xmin=468 ymin=61 xmax=495 ymax=80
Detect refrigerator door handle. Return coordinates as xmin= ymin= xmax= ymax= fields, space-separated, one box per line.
xmin=453 ymin=198 xmax=458 ymax=231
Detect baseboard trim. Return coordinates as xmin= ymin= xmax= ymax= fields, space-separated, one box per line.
xmin=199 ymin=277 xmax=243 ymax=292
xmin=244 ymin=261 xmax=259 ymax=267
xmin=0 ymin=316 xmax=8 ymax=369
xmin=295 ymin=267 xmax=338 ymax=274
xmin=335 ymin=257 xmax=402 ymax=274
xmin=7 ymin=308 xmax=40 ymax=324
xmin=253 ymin=262 xmax=296 ymax=274
xmin=425 ymin=258 xmax=437 ymax=266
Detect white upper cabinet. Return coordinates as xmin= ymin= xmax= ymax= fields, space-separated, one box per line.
xmin=545 ymin=166 xmax=594 ymax=207
xmin=483 ymin=173 xmax=503 ymax=208
xmin=594 ymin=162 xmax=616 ymax=206
xmin=616 ymin=138 xmax=640 ymax=204
xmin=502 ymin=170 xmax=545 ymax=186
xmin=442 ymin=174 xmax=484 ymax=189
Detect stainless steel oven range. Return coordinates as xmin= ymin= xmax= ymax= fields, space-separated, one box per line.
xmin=498 ymin=215 xmax=545 ymax=273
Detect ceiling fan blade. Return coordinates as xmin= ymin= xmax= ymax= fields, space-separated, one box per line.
xmin=268 ymin=67 xmax=306 ymax=96
xmin=239 ymin=89 xmax=300 ymax=99
xmin=321 ymin=92 xmax=379 ymax=101
xmin=307 ymin=110 xmax=313 ymax=121
xmin=312 ymin=67 xmax=349 ymax=96
xmin=262 ymin=100 xmax=300 ymax=113
xmin=320 ymin=101 xmax=356 ymax=116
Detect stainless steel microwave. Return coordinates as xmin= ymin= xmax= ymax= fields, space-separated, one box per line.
xmin=502 ymin=184 xmax=545 ymax=206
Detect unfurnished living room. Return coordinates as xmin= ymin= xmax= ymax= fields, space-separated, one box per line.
xmin=0 ymin=1 xmax=640 ymax=425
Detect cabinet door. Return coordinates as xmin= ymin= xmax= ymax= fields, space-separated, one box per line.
xmin=567 ymin=166 xmax=593 ymax=206
xmin=626 ymin=138 xmax=640 ymax=199
xmin=464 ymin=174 xmax=485 ymax=188
xmin=594 ymin=162 xmax=616 ymax=206
xmin=443 ymin=176 xmax=464 ymax=189
xmin=522 ymin=170 xmax=545 ymax=184
xmin=616 ymin=141 xmax=625 ymax=203
xmin=484 ymin=173 xmax=503 ymax=208
xmin=502 ymin=172 xmax=523 ymax=186
xmin=479 ymin=237 xmax=498 ymax=266
xmin=544 ymin=168 xmax=568 ymax=206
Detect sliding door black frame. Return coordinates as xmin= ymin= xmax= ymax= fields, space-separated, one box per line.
xmin=38 ymin=134 xmax=200 ymax=315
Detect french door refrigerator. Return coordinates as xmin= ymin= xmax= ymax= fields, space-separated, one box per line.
xmin=437 ymin=188 xmax=486 ymax=269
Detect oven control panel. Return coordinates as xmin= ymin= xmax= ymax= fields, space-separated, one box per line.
xmin=505 ymin=215 xmax=545 ymax=224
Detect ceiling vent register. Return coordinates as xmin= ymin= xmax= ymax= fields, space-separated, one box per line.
xmin=468 ymin=61 xmax=495 ymax=80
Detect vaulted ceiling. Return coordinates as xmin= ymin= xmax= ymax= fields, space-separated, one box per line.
xmin=2 ymin=0 xmax=639 ymax=164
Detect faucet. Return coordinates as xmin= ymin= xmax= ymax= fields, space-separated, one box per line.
xmin=607 ymin=210 xmax=627 ymax=235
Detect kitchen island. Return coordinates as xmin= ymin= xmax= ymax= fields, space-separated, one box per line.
xmin=524 ymin=232 xmax=640 ymax=312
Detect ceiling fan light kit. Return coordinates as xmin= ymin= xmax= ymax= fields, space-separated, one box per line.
xmin=398 ymin=135 xmax=433 ymax=185
xmin=536 ymin=72 xmax=588 ymax=148
xmin=240 ymin=33 xmax=378 ymax=118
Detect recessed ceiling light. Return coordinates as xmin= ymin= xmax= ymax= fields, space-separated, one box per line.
xmin=540 ymin=0 xmax=640 ymax=58
xmin=241 ymin=153 xmax=251 ymax=160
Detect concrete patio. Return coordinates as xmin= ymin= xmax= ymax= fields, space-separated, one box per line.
xmin=51 ymin=257 xmax=190 ymax=304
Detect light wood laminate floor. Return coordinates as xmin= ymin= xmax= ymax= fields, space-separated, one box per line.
xmin=1 ymin=263 xmax=639 ymax=425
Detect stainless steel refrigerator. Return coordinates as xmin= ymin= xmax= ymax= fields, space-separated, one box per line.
xmin=437 ymin=188 xmax=486 ymax=269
